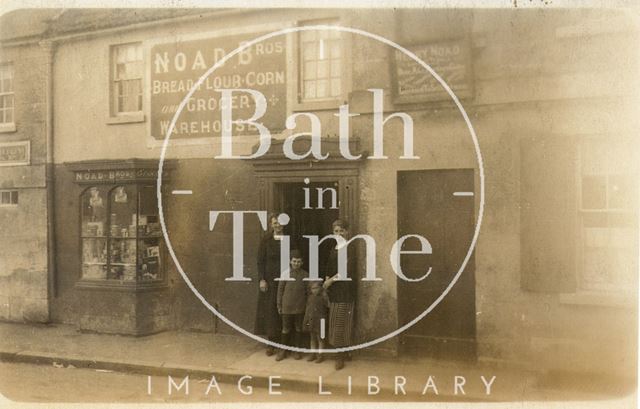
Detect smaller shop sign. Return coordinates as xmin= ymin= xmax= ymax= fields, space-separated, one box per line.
xmin=0 ymin=141 xmax=30 ymax=167
xmin=392 ymin=38 xmax=473 ymax=104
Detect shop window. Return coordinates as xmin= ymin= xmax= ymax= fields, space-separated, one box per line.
xmin=0 ymin=189 xmax=18 ymax=206
xmin=0 ymin=63 xmax=14 ymax=128
xmin=111 ymin=43 xmax=143 ymax=115
xmin=297 ymin=20 xmax=344 ymax=105
xmin=80 ymin=184 xmax=163 ymax=283
xmin=578 ymin=140 xmax=637 ymax=293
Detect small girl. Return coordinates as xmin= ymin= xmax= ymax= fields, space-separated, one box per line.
xmin=303 ymin=281 xmax=329 ymax=363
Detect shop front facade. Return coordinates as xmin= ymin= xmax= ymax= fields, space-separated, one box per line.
xmin=0 ymin=8 xmax=638 ymax=377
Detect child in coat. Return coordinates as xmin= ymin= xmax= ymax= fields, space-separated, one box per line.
xmin=276 ymin=250 xmax=307 ymax=361
xmin=303 ymin=281 xmax=329 ymax=363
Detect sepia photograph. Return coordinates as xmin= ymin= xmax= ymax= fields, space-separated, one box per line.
xmin=0 ymin=1 xmax=638 ymax=407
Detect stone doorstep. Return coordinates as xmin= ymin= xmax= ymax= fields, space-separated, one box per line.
xmin=0 ymin=350 xmax=503 ymax=401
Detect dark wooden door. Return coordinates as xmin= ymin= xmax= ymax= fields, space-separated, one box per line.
xmin=397 ymin=169 xmax=476 ymax=361
xmin=275 ymin=182 xmax=340 ymax=272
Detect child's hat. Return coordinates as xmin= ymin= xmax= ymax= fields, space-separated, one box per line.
xmin=290 ymin=249 xmax=303 ymax=259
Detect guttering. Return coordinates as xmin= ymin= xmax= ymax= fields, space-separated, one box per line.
xmin=0 ymin=8 xmax=252 ymax=47
xmin=40 ymin=39 xmax=56 ymax=311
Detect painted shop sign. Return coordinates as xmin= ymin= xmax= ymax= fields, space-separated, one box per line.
xmin=150 ymin=32 xmax=287 ymax=139
xmin=73 ymin=168 xmax=168 ymax=184
xmin=392 ymin=38 xmax=473 ymax=103
xmin=0 ymin=141 xmax=30 ymax=167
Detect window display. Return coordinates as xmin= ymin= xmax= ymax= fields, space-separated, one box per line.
xmin=80 ymin=184 xmax=164 ymax=284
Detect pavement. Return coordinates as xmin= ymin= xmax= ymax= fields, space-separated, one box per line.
xmin=0 ymin=322 xmax=635 ymax=403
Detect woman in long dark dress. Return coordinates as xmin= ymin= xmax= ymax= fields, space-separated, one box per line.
xmin=322 ymin=219 xmax=356 ymax=370
xmin=254 ymin=214 xmax=284 ymax=356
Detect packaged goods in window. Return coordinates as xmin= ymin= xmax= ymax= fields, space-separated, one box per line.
xmin=111 ymin=239 xmax=136 ymax=264
xmin=138 ymin=215 xmax=148 ymax=236
xmin=123 ymin=265 xmax=136 ymax=281
xmin=146 ymin=245 xmax=159 ymax=258
xmin=114 ymin=186 xmax=128 ymax=203
xmin=109 ymin=265 xmax=123 ymax=280
xmin=82 ymin=239 xmax=106 ymax=264
xmin=147 ymin=222 xmax=161 ymax=236
xmin=82 ymin=264 xmax=107 ymax=280
xmin=111 ymin=186 xmax=135 ymax=227
xmin=83 ymin=221 xmax=104 ymax=237
xmin=87 ymin=187 xmax=105 ymax=221
xmin=141 ymin=256 xmax=159 ymax=280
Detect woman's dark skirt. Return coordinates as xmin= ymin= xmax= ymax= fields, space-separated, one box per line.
xmin=254 ymin=283 xmax=281 ymax=339
xmin=328 ymin=302 xmax=354 ymax=348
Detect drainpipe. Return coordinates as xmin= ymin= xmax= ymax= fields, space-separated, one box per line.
xmin=40 ymin=39 xmax=56 ymax=319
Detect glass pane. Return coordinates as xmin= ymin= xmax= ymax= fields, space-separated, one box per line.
xmin=582 ymin=246 xmax=613 ymax=290
xmin=4 ymin=106 xmax=11 ymax=123
xmin=130 ymin=61 xmax=143 ymax=78
xmin=126 ymin=44 xmax=137 ymax=61
xmin=301 ymin=30 xmax=316 ymax=42
xmin=608 ymin=212 xmax=637 ymax=228
xmin=608 ymin=175 xmax=635 ymax=209
xmin=116 ymin=64 xmax=127 ymax=80
xmin=303 ymin=61 xmax=316 ymax=80
xmin=1 ymin=191 xmax=9 ymax=204
xmin=330 ymin=41 xmax=341 ymax=58
xmin=108 ymin=264 xmax=136 ymax=281
xmin=110 ymin=186 xmax=137 ymax=238
xmin=581 ymin=141 xmax=608 ymax=175
xmin=582 ymin=212 xmax=607 ymax=228
xmin=583 ymin=226 xmax=609 ymax=248
xmin=316 ymin=79 xmax=327 ymax=98
xmin=317 ymin=60 xmax=328 ymax=79
xmin=116 ymin=46 xmax=127 ymax=64
xmin=582 ymin=175 xmax=606 ymax=209
xmin=304 ymin=80 xmax=316 ymax=99
xmin=139 ymin=238 xmax=162 ymax=281
xmin=82 ymin=187 xmax=107 ymax=237
xmin=318 ymin=39 xmax=326 ymax=60
xmin=331 ymin=59 xmax=340 ymax=76
xmin=331 ymin=78 xmax=341 ymax=97
xmin=608 ymin=143 xmax=635 ymax=175
xmin=82 ymin=238 xmax=107 ymax=280
xmin=303 ymin=43 xmax=317 ymax=61
xmin=139 ymin=185 xmax=161 ymax=237
xmin=110 ymin=238 xmax=137 ymax=264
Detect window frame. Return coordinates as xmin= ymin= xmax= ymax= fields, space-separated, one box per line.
xmin=574 ymin=138 xmax=638 ymax=297
xmin=0 ymin=189 xmax=18 ymax=207
xmin=108 ymin=42 xmax=145 ymax=124
xmin=291 ymin=18 xmax=352 ymax=112
xmin=77 ymin=183 xmax=166 ymax=290
xmin=0 ymin=63 xmax=15 ymax=133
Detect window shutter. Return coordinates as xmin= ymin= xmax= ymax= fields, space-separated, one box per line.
xmin=520 ymin=135 xmax=577 ymax=292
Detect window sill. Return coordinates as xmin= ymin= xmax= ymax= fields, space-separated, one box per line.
xmin=0 ymin=123 xmax=16 ymax=133
xmin=75 ymin=279 xmax=167 ymax=292
xmin=106 ymin=112 xmax=145 ymax=125
xmin=292 ymin=99 xmax=343 ymax=112
xmin=559 ymin=291 xmax=635 ymax=308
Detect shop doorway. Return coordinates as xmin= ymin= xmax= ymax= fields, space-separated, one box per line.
xmin=274 ymin=181 xmax=340 ymax=272
xmin=397 ymin=169 xmax=477 ymax=361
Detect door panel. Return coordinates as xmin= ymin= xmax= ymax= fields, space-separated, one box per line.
xmin=397 ymin=169 xmax=476 ymax=361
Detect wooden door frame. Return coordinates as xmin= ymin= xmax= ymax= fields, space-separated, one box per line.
xmin=250 ymin=136 xmax=364 ymax=234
